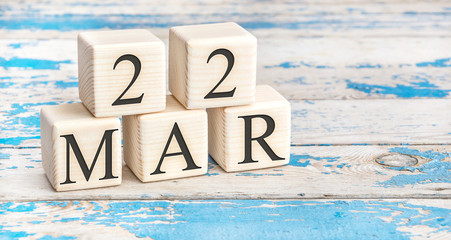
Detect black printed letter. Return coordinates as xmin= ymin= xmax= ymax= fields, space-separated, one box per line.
xmin=151 ymin=123 xmax=201 ymax=175
xmin=60 ymin=129 xmax=119 ymax=184
xmin=238 ymin=115 xmax=284 ymax=164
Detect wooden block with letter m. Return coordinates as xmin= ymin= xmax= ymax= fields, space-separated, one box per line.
xmin=208 ymin=85 xmax=291 ymax=172
xmin=40 ymin=103 xmax=122 ymax=191
xmin=169 ymin=22 xmax=257 ymax=109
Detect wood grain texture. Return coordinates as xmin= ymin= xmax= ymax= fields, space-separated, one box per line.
xmin=291 ymin=99 xmax=451 ymax=145
xmin=2 ymin=97 xmax=450 ymax=148
xmin=208 ymin=85 xmax=291 ymax=172
xmin=1 ymin=0 xmax=451 ymax=238
xmin=40 ymin=103 xmax=122 ymax=191
xmin=2 ymin=36 xmax=451 ymax=102
xmin=123 ymin=95 xmax=208 ymax=182
xmin=1 ymin=0 xmax=451 ymax=38
xmin=78 ymin=29 xmax=166 ymax=117
xmin=169 ymin=22 xmax=256 ymax=109
xmin=1 ymin=145 xmax=450 ymax=200
xmin=1 ymin=199 xmax=450 ymax=239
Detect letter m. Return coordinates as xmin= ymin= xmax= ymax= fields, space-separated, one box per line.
xmin=59 ymin=129 xmax=119 ymax=185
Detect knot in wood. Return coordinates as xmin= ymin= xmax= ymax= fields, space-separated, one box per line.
xmin=375 ymin=153 xmax=418 ymax=168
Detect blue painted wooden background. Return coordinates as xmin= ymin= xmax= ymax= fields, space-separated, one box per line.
xmin=0 ymin=0 xmax=450 ymax=239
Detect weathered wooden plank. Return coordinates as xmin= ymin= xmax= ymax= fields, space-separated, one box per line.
xmin=2 ymin=37 xmax=451 ymax=103
xmin=1 ymin=199 xmax=450 ymax=239
xmin=1 ymin=0 xmax=451 ymax=38
xmin=2 ymin=97 xmax=450 ymax=147
xmin=291 ymin=99 xmax=451 ymax=145
xmin=1 ymin=145 xmax=449 ymax=201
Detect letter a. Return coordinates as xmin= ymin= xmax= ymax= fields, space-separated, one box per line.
xmin=151 ymin=123 xmax=201 ymax=175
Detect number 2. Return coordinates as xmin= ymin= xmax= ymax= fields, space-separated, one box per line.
xmin=204 ymin=48 xmax=236 ymax=99
xmin=112 ymin=54 xmax=144 ymax=106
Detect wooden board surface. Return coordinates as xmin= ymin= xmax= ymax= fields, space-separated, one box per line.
xmin=1 ymin=0 xmax=451 ymax=239
xmin=1 ymin=199 xmax=450 ymax=239
xmin=1 ymin=145 xmax=450 ymax=201
xmin=2 ymin=98 xmax=451 ymax=148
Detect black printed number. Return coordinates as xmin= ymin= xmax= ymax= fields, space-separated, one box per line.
xmin=204 ymin=48 xmax=236 ymax=99
xmin=112 ymin=54 xmax=144 ymax=106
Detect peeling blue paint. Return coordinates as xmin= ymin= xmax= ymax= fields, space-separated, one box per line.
xmin=346 ymin=79 xmax=450 ymax=98
xmin=378 ymin=147 xmax=451 ymax=187
xmin=265 ymin=61 xmax=333 ymax=69
xmin=417 ymin=58 xmax=451 ymax=67
xmin=235 ymin=172 xmax=284 ymax=177
xmin=376 ymin=171 xmax=387 ymax=175
xmin=30 ymin=220 xmax=45 ymax=224
xmin=0 ymin=152 xmax=11 ymax=159
xmin=0 ymin=202 xmax=37 ymax=214
xmin=54 ymin=81 xmax=78 ymax=89
xmin=38 ymin=235 xmax=77 ymax=240
xmin=347 ymin=63 xmax=382 ymax=69
xmin=8 ymin=43 xmax=22 ymax=49
xmin=206 ymin=156 xmax=220 ymax=176
xmin=336 ymin=163 xmax=348 ymax=168
xmin=290 ymin=76 xmax=308 ymax=85
xmin=290 ymin=154 xmax=340 ymax=167
xmin=0 ymin=226 xmax=34 ymax=239
xmin=2 ymin=200 xmax=449 ymax=239
xmin=1 ymin=102 xmax=61 ymax=146
xmin=0 ymin=136 xmax=40 ymax=146
xmin=0 ymin=57 xmax=72 ymax=70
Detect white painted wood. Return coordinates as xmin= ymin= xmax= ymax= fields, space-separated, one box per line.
xmin=40 ymin=103 xmax=122 ymax=191
xmin=208 ymin=85 xmax=290 ymax=172
xmin=2 ymin=97 xmax=451 ymax=148
xmin=2 ymin=0 xmax=451 ymax=39
xmin=2 ymin=144 xmax=449 ymax=200
xmin=123 ymin=95 xmax=208 ymax=182
xmin=2 ymin=0 xmax=451 ymax=236
xmin=291 ymin=99 xmax=451 ymax=145
xmin=1 ymin=199 xmax=450 ymax=239
xmin=3 ymin=36 xmax=451 ymax=103
xmin=169 ymin=22 xmax=256 ymax=109
xmin=78 ymin=29 xmax=166 ymax=117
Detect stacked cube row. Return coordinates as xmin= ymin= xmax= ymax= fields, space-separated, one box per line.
xmin=40 ymin=22 xmax=291 ymax=192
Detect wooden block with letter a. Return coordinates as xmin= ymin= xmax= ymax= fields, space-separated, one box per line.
xmin=78 ymin=29 xmax=166 ymax=117
xmin=208 ymin=85 xmax=291 ymax=172
xmin=123 ymin=95 xmax=208 ymax=182
xmin=40 ymin=103 xmax=122 ymax=192
xmin=169 ymin=22 xmax=257 ymax=109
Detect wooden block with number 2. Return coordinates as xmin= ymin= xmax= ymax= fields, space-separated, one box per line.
xmin=78 ymin=29 xmax=166 ymax=117
xmin=169 ymin=22 xmax=257 ymax=109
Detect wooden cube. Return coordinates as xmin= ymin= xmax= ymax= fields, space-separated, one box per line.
xmin=78 ymin=29 xmax=166 ymax=117
xmin=123 ymin=95 xmax=208 ymax=182
xmin=169 ymin=22 xmax=257 ymax=109
xmin=40 ymin=103 xmax=122 ymax=191
xmin=208 ymin=85 xmax=291 ymax=172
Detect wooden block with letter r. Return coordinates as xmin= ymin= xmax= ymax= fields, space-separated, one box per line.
xmin=208 ymin=85 xmax=291 ymax=172
xmin=123 ymin=95 xmax=208 ymax=182
xmin=78 ymin=29 xmax=166 ymax=117
xmin=40 ymin=103 xmax=122 ymax=192
xmin=169 ymin=22 xmax=257 ymax=109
